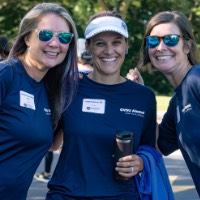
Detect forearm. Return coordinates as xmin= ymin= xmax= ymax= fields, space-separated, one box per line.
xmin=49 ymin=129 xmax=63 ymax=151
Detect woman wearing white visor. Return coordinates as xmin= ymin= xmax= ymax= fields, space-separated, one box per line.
xmin=46 ymin=11 xmax=157 ymax=200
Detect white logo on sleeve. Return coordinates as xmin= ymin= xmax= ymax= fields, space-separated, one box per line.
xmin=182 ymin=103 xmax=192 ymax=113
xmin=20 ymin=91 xmax=35 ymax=110
xmin=176 ymin=105 xmax=180 ymax=123
xmin=82 ymin=99 xmax=105 ymax=114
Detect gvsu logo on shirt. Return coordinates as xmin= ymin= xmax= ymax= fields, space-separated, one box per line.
xmin=120 ymin=108 xmax=145 ymax=117
xmin=182 ymin=103 xmax=192 ymax=113
xmin=44 ymin=108 xmax=51 ymax=115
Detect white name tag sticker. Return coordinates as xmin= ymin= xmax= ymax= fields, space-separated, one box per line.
xmin=20 ymin=91 xmax=36 ymax=110
xmin=82 ymin=99 xmax=105 ymax=114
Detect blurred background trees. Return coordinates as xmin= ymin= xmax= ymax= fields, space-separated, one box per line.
xmin=1 ymin=0 xmax=200 ymax=95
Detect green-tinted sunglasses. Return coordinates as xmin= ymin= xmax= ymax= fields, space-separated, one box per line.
xmin=34 ymin=29 xmax=74 ymax=44
xmin=146 ymin=34 xmax=181 ymax=49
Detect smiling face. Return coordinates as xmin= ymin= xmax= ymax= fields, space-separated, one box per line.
xmin=25 ymin=13 xmax=71 ymax=71
xmin=148 ymin=22 xmax=190 ymax=74
xmin=87 ymin=31 xmax=128 ymax=78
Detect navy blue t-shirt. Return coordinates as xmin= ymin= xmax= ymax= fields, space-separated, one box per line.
xmin=158 ymin=65 xmax=200 ymax=197
xmin=0 ymin=58 xmax=53 ymax=200
xmin=47 ymin=75 xmax=156 ymax=199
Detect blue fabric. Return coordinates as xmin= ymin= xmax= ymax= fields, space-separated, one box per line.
xmin=47 ymin=75 xmax=156 ymax=199
xmin=135 ymin=145 xmax=174 ymax=200
xmin=158 ymin=65 xmax=200 ymax=197
xmin=0 ymin=58 xmax=53 ymax=200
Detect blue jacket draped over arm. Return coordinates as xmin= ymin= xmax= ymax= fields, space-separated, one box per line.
xmin=135 ymin=145 xmax=174 ymax=200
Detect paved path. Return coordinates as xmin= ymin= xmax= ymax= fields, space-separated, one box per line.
xmin=165 ymin=151 xmax=199 ymax=199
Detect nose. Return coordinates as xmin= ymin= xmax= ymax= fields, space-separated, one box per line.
xmin=48 ymin=35 xmax=60 ymax=47
xmin=156 ymin=39 xmax=167 ymax=51
xmin=104 ymin=44 xmax=115 ymax=54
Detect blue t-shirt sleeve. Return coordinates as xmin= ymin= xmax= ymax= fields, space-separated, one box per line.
xmin=0 ymin=63 xmax=13 ymax=105
xmin=157 ymin=95 xmax=178 ymax=155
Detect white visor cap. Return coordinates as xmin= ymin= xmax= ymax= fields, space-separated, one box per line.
xmin=84 ymin=16 xmax=128 ymax=39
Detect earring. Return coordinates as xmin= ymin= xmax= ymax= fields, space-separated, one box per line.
xmin=26 ymin=47 xmax=30 ymax=52
xmin=125 ymin=50 xmax=128 ymax=55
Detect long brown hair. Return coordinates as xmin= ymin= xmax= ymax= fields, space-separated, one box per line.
xmin=9 ymin=2 xmax=79 ymax=130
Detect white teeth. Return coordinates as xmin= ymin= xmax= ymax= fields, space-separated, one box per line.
xmin=102 ymin=58 xmax=116 ymax=62
xmin=46 ymin=52 xmax=58 ymax=56
xmin=157 ymin=56 xmax=172 ymax=60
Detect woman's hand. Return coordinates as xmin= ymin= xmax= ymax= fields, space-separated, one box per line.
xmin=126 ymin=68 xmax=144 ymax=85
xmin=115 ymin=154 xmax=144 ymax=180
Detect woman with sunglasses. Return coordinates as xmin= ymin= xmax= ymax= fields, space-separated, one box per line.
xmin=129 ymin=11 xmax=200 ymax=196
xmin=46 ymin=11 xmax=157 ymax=200
xmin=0 ymin=3 xmax=78 ymax=200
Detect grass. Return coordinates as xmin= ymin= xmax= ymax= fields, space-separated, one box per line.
xmin=156 ymin=95 xmax=171 ymax=112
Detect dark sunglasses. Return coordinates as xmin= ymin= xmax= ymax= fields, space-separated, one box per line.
xmin=34 ymin=29 xmax=74 ymax=44
xmin=146 ymin=34 xmax=181 ymax=49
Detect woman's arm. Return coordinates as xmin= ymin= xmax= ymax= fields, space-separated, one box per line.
xmin=49 ymin=129 xmax=63 ymax=151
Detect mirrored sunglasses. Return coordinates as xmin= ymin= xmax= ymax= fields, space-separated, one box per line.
xmin=34 ymin=29 xmax=74 ymax=44
xmin=146 ymin=34 xmax=181 ymax=49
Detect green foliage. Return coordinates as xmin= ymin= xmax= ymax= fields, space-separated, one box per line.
xmin=0 ymin=0 xmax=199 ymax=95
xmin=141 ymin=70 xmax=174 ymax=96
